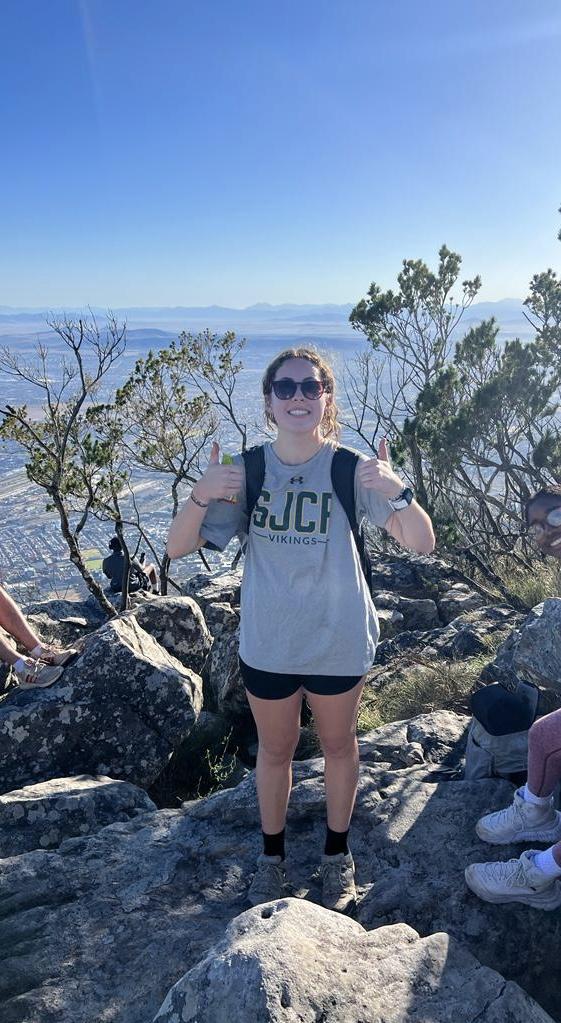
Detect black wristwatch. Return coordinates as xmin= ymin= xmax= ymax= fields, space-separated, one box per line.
xmin=388 ymin=486 xmax=414 ymax=511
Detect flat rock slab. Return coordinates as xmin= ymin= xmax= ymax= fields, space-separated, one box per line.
xmin=0 ymin=776 xmax=156 ymax=857
xmin=359 ymin=709 xmax=469 ymax=774
xmin=1 ymin=746 xmax=560 ymax=1022
xmin=0 ymin=616 xmax=203 ymax=794
xmin=154 ymin=899 xmax=553 ymax=1023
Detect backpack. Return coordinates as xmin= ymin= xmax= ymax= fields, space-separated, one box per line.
xmin=241 ymin=444 xmax=373 ymax=590
xmin=464 ymin=720 xmax=530 ymax=781
xmin=464 ymin=678 xmax=539 ymax=782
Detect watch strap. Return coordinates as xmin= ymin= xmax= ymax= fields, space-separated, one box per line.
xmin=388 ymin=487 xmax=414 ymax=511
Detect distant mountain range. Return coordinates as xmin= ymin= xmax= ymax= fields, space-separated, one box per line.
xmin=0 ymin=298 xmax=529 ymax=327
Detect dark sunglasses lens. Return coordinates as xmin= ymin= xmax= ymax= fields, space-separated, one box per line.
xmin=272 ymin=379 xmax=297 ymax=399
xmin=301 ymin=380 xmax=324 ymax=399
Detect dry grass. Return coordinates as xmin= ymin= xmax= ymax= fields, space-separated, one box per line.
xmin=497 ymin=561 xmax=561 ymax=609
xmin=357 ymin=633 xmax=505 ymax=735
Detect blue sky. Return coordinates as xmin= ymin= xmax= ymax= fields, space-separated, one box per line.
xmin=1 ymin=0 xmax=560 ymax=307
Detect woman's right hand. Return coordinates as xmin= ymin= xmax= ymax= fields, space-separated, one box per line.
xmin=194 ymin=442 xmax=244 ymax=503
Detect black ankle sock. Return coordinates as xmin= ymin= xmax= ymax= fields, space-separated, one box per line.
xmin=324 ymin=826 xmax=349 ymax=857
xmin=262 ymin=828 xmax=285 ymax=859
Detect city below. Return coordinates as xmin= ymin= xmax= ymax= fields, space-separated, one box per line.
xmin=0 ymin=452 xmax=231 ymax=604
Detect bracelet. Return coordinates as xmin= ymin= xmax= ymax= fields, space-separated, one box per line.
xmin=190 ymin=491 xmax=209 ymax=509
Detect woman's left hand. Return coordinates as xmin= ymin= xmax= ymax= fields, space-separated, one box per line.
xmin=357 ymin=438 xmax=404 ymax=499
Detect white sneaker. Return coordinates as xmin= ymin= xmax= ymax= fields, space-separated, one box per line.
xmin=465 ymin=849 xmax=561 ymax=910
xmin=15 ymin=659 xmax=64 ymax=690
xmin=476 ymin=787 xmax=561 ymax=845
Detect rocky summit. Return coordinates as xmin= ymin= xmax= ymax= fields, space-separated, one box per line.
xmin=0 ymin=555 xmax=560 ymax=1022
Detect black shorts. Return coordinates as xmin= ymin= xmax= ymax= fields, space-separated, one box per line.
xmin=239 ymin=656 xmax=364 ymax=700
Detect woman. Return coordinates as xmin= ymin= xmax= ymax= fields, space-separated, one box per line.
xmin=465 ymin=485 xmax=561 ymax=910
xmin=0 ymin=584 xmax=78 ymax=689
xmin=167 ymin=347 xmax=435 ymax=910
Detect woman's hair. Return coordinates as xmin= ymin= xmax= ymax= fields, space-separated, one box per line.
xmin=109 ymin=535 xmax=122 ymax=552
xmin=262 ymin=347 xmax=340 ymax=440
xmin=525 ymin=485 xmax=561 ymax=522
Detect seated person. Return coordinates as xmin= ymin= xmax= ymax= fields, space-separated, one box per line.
xmin=0 ymin=584 xmax=78 ymax=690
xmin=465 ymin=485 xmax=561 ymax=910
xmin=102 ymin=536 xmax=158 ymax=594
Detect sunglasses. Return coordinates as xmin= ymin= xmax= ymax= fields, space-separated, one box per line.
xmin=527 ymin=507 xmax=561 ymax=539
xmin=270 ymin=377 xmax=326 ymax=400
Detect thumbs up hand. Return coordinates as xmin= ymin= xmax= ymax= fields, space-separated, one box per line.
xmin=193 ymin=441 xmax=243 ymax=503
xmin=356 ymin=437 xmax=405 ymax=498
xmin=377 ymin=437 xmax=390 ymax=463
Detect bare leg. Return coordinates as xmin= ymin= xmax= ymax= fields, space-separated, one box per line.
xmin=305 ymin=680 xmax=365 ymax=832
xmin=246 ymin=688 xmax=303 ymax=835
xmin=0 ymin=586 xmax=41 ymax=655
xmin=0 ymin=633 xmax=20 ymax=666
xmin=527 ymin=710 xmax=561 ymax=869
xmin=146 ymin=565 xmax=159 ymax=589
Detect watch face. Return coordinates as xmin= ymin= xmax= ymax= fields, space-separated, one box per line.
xmin=390 ymin=487 xmax=414 ymax=508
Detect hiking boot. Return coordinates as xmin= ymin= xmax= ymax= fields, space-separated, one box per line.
xmin=476 ymin=788 xmax=561 ymax=845
xmin=320 ymin=851 xmax=356 ymax=913
xmin=465 ymin=850 xmax=561 ymax=910
xmin=15 ymin=660 xmax=64 ymax=690
xmin=247 ymin=854 xmax=287 ymax=907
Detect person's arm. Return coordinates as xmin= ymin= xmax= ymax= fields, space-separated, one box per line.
xmin=356 ymin=439 xmax=435 ymax=555
xmin=383 ymin=503 xmax=435 ymax=554
xmin=167 ymin=441 xmax=245 ymax=559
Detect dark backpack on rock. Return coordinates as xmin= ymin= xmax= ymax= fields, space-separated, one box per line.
xmin=241 ymin=444 xmax=373 ymax=590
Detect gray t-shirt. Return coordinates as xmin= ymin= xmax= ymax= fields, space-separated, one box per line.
xmin=199 ymin=442 xmax=394 ymax=676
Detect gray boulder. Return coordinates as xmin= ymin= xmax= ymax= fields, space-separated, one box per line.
xmin=375 ymin=590 xmax=440 ymax=630
xmin=130 ymin=595 xmax=212 ymax=675
xmin=0 ymin=775 xmax=155 ymax=857
xmin=377 ymin=606 xmax=404 ymax=639
xmin=438 ymin=584 xmax=486 ymax=625
xmin=359 ymin=709 xmax=469 ymax=775
xmin=23 ymin=596 xmax=106 ymax=647
xmin=493 ymin=598 xmax=561 ymax=695
xmin=0 ymin=615 xmax=203 ymax=794
xmin=154 ymin=899 xmax=552 ymax=1023
xmin=206 ymin=603 xmax=248 ymax=720
xmin=1 ymin=711 xmax=560 ymax=1022
xmin=377 ymin=605 xmax=522 ymax=665
xmin=182 ymin=569 xmax=242 ymax=613
xmin=367 ymin=551 xmax=472 ymax=600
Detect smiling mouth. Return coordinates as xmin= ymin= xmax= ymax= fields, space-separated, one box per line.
xmin=549 ymin=537 xmax=561 ymax=547
xmin=287 ymin=410 xmax=310 ymax=416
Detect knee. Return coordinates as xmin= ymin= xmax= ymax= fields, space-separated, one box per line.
xmin=320 ymin=733 xmax=358 ymax=760
xmin=258 ymin=732 xmax=300 ymax=767
xmin=529 ymin=713 xmax=560 ymax=752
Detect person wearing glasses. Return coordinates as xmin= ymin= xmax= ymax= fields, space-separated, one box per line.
xmin=167 ymin=347 xmax=435 ymax=910
xmin=465 ymin=485 xmax=561 ymax=910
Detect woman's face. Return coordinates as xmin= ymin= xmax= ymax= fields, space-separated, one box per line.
xmin=267 ymin=358 xmax=330 ymax=438
xmin=527 ymin=494 xmax=561 ymax=560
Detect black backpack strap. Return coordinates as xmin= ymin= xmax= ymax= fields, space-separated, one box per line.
xmin=331 ymin=447 xmax=359 ymax=531
xmin=331 ymin=446 xmax=372 ymax=591
xmin=241 ymin=444 xmax=266 ymax=525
